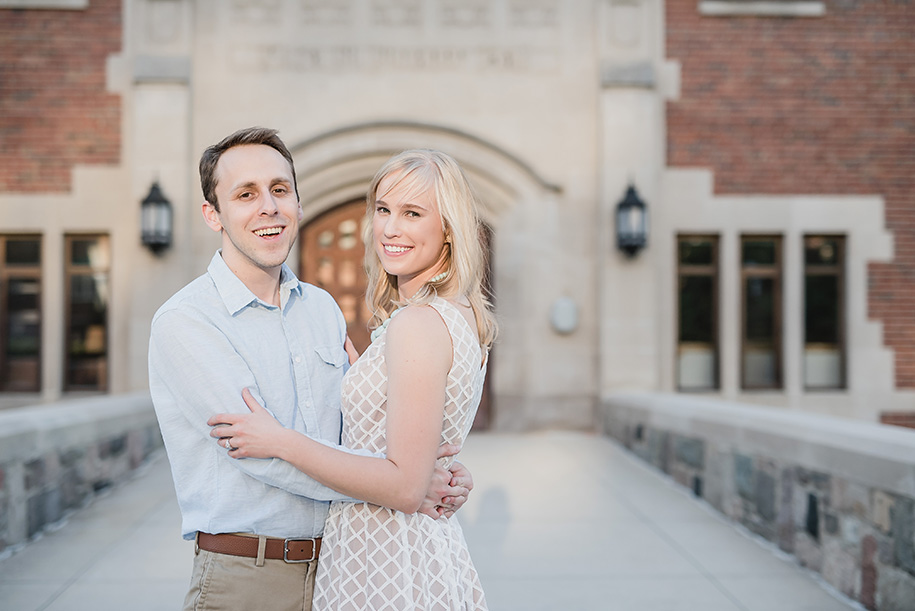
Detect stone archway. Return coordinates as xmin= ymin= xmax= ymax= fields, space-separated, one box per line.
xmin=291 ymin=121 xmax=560 ymax=431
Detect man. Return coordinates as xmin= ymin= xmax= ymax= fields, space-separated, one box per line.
xmin=149 ymin=127 xmax=471 ymax=611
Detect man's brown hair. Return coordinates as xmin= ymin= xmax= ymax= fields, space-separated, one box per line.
xmin=198 ymin=127 xmax=299 ymax=212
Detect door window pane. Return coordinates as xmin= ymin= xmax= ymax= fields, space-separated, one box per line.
xmin=677 ymin=236 xmax=719 ymax=390
xmin=301 ymin=201 xmax=372 ymax=353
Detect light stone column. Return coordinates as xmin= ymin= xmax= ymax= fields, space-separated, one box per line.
xmin=126 ymin=0 xmax=195 ymax=391
xmin=597 ymin=0 xmax=674 ymax=397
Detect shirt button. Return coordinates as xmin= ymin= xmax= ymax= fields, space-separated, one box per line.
xmin=294 ymin=356 xmax=302 ymax=363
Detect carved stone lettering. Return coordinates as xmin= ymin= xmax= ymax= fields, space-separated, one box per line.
xmin=371 ymin=0 xmax=422 ymax=27
xmin=231 ymin=0 xmax=284 ymax=24
xmin=229 ymin=44 xmax=559 ymax=73
xmin=441 ymin=0 xmax=490 ymax=29
xmin=510 ymin=0 xmax=559 ymax=29
xmin=298 ymin=0 xmax=353 ymax=26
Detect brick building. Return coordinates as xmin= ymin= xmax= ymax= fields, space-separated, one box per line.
xmin=0 ymin=0 xmax=912 ymax=428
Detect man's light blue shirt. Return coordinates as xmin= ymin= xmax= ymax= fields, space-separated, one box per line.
xmin=149 ymin=251 xmax=352 ymax=540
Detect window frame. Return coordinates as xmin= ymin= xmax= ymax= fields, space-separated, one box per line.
xmin=64 ymin=233 xmax=110 ymax=392
xmin=676 ymin=234 xmax=720 ymax=392
xmin=803 ymin=234 xmax=846 ymax=391
xmin=0 ymin=234 xmax=43 ymax=393
xmin=740 ymin=234 xmax=783 ymax=391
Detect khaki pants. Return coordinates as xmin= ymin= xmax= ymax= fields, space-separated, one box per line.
xmin=183 ymin=547 xmax=318 ymax=611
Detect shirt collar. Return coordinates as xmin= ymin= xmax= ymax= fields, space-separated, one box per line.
xmin=207 ymin=251 xmax=302 ymax=316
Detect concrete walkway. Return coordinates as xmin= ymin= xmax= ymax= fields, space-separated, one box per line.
xmin=0 ymin=431 xmax=857 ymax=611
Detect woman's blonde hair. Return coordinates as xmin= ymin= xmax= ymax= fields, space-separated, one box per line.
xmin=363 ymin=149 xmax=498 ymax=348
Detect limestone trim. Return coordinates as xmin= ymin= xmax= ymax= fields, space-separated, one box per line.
xmin=656 ymin=168 xmax=902 ymax=418
xmin=0 ymin=0 xmax=87 ymax=8
xmin=133 ymin=55 xmax=191 ymax=84
xmin=698 ymin=1 xmax=826 ymax=18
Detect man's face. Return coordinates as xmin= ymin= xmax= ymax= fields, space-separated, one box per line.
xmin=202 ymin=144 xmax=303 ymax=280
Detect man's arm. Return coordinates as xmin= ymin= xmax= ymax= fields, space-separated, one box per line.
xmin=152 ymin=307 xmax=471 ymax=513
xmin=150 ymin=307 xmax=351 ymax=501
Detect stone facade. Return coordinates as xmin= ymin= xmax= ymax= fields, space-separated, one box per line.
xmin=0 ymin=0 xmax=913 ymax=428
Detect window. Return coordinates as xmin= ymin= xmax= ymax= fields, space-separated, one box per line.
xmin=741 ymin=236 xmax=782 ymax=389
xmin=677 ymin=236 xmax=719 ymax=390
xmin=65 ymin=235 xmax=109 ymax=391
xmin=0 ymin=235 xmax=42 ymax=392
xmin=804 ymin=236 xmax=845 ymax=389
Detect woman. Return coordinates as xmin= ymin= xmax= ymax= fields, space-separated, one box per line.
xmin=208 ymin=149 xmax=496 ymax=610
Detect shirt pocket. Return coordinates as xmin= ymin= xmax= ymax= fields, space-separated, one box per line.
xmin=314 ymin=344 xmax=347 ymax=368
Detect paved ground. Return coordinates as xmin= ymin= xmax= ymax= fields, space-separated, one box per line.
xmin=0 ymin=431 xmax=857 ymax=611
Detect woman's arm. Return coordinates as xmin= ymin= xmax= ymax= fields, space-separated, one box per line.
xmin=209 ymin=305 xmax=453 ymax=514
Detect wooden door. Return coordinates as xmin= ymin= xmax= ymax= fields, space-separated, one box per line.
xmin=300 ymin=201 xmax=373 ymax=353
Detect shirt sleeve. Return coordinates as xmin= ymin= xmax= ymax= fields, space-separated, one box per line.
xmin=150 ymin=306 xmax=363 ymax=502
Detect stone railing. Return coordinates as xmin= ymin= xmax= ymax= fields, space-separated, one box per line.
xmin=600 ymin=392 xmax=915 ymax=611
xmin=0 ymin=392 xmax=163 ymax=555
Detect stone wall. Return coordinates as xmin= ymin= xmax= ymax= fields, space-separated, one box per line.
xmin=601 ymin=391 xmax=915 ymax=611
xmin=0 ymin=392 xmax=163 ymax=555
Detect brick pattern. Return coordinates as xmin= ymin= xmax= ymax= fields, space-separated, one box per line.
xmin=0 ymin=0 xmax=122 ymax=192
xmin=666 ymin=0 xmax=915 ymax=388
xmin=880 ymin=412 xmax=915 ymax=430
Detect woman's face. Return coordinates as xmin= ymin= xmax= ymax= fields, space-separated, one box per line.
xmin=372 ymin=171 xmax=447 ymax=298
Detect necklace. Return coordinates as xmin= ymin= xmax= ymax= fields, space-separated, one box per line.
xmin=429 ymin=272 xmax=447 ymax=283
xmin=370 ymin=307 xmax=403 ymax=343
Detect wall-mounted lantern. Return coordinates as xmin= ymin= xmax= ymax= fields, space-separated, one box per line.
xmin=141 ymin=181 xmax=172 ymax=255
xmin=616 ymin=184 xmax=648 ymax=258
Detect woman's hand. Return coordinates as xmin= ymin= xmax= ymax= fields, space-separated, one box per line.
xmin=208 ymin=388 xmax=288 ymax=459
xmin=415 ymin=445 xmax=475 ymax=519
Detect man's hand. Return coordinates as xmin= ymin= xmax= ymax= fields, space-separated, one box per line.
xmin=442 ymin=460 xmax=473 ymax=519
xmin=417 ymin=444 xmax=474 ymax=519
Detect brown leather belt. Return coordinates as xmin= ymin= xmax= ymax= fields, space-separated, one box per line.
xmin=196 ymin=532 xmax=321 ymax=563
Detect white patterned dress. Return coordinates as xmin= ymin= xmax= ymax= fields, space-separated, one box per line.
xmin=313 ymin=297 xmax=488 ymax=611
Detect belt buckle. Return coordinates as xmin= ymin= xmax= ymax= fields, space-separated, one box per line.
xmin=284 ymin=538 xmax=317 ymax=563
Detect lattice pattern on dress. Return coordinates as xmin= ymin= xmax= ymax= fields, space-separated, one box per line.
xmin=314 ymin=297 xmax=488 ymax=611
